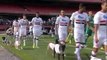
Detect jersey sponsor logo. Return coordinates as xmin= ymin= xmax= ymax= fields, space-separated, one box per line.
xmin=78 ymin=15 xmax=84 ymax=19
xmin=103 ymin=15 xmax=107 ymax=19
xmin=62 ymin=19 xmax=66 ymax=21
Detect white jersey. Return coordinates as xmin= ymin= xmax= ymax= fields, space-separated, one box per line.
xmin=55 ymin=16 xmax=70 ymax=31
xmin=19 ymin=19 xmax=28 ymax=28
xmin=31 ymin=17 xmax=43 ymax=29
xmin=13 ymin=20 xmax=19 ymax=35
xmin=70 ymin=11 xmax=89 ymax=33
xmin=13 ymin=20 xmax=19 ymax=27
xmin=94 ymin=11 xmax=107 ymax=36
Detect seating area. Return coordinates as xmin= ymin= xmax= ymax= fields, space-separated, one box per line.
xmin=0 ymin=4 xmax=78 ymax=15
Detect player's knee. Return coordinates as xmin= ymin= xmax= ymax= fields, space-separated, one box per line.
xmin=76 ymin=43 xmax=80 ymax=48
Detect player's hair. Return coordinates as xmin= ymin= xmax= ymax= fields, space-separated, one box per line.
xmin=60 ymin=10 xmax=65 ymax=14
xmin=101 ymin=0 xmax=107 ymax=5
xmin=22 ymin=14 xmax=26 ymax=16
xmin=79 ymin=3 xmax=85 ymax=9
xmin=36 ymin=12 xmax=39 ymax=14
xmin=60 ymin=10 xmax=64 ymax=12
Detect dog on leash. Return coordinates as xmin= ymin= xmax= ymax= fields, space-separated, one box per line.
xmin=47 ymin=41 xmax=65 ymax=60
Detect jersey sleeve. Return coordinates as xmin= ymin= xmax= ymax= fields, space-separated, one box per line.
xmin=55 ymin=17 xmax=60 ymax=24
xmin=94 ymin=12 xmax=100 ymax=24
xmin=70 ymin=12 xmax=75 ymax=21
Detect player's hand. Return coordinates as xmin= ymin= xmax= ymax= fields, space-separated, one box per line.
xmin=55 ymin=31 xmax=58 ymax=35
xmin=95 ymin=37 xmax=99 ymax=43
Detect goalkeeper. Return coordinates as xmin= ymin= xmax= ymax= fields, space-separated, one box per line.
xmin=85 ymin=11 xmax=94 ymax=45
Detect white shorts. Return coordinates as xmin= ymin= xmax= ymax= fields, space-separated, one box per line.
xmin=74 ymin=32 xmax=85 ymax=43
xmin=33 ymin=28 xmax=42 ymax=38
xmin=19 ymin=28 xmax=27 ymax=37
xmin=58 ymin=30 xmax=67 ymax=41
xmin=93 ymin=34 xmax=107 ymax=48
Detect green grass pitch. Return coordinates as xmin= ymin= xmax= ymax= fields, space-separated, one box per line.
xmin=0 ymin=34 xmax=105 ymax=60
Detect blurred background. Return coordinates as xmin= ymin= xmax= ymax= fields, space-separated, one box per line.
xmin=0 ymin=0 xmax=101 ymax=32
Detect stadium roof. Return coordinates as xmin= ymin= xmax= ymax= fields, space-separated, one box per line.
xmin=0 ymin=0 xmax=102 ymax=3
xmin=63 ymin=0 xmax=102 ymax=3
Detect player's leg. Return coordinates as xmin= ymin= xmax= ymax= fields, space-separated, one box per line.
xmin=85 ymin=28 xmax=92 ymax=45
xmin=18 ymin=29 xmax=25 ymax=49
xmin=59 ymin=32 xmax=67 ymax=60
xmin=22 ymin=29 xmax=27 ymax=46
xmin=32 ymin=29 xmax=40 ymax=48
xmin=14 ymin=32 xmax=20 ymax=49
xmin=74 ymin=32 xmax=82 ymax=60
xmin=32 ymin=35 xmax=36 ymax=48
xmin=32 ymin=29 xmax=36 ymax=48
xmin=80 ymin=34 xmax=87 ymax=48
xmin=104 ymin=40 xmax=107 ymax=60
xmin=57 ymin=31 xmax=65 ymax=60
xmin=35 ymin=36 xmax=39 ymax=48
xmin=90 ymin=38 xmax=102 ymax=60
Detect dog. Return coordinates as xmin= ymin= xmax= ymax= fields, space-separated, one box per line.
xmin=2 ymin=37 xmax=10 ymax=45
xmin=47 ymin=42 xmax=65 ymax=60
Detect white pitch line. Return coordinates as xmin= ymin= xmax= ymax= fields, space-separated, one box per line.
xmin=67 ymin=45 xmax=104 ymax=53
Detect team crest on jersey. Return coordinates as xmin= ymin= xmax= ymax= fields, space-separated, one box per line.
xmin=62 ymin=19 xmax=66 ymax=21
xmin=78 ymin=15 xmax=84 ymax=19
xmin=103 ymin=15 xmax=107 ymax=19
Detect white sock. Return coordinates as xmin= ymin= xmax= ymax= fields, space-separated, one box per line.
xmin=77 ymin=52 xmax=81 ymax=60
xmin=75 ymin=47 xmax=81 ymax=60
xmin=23 ymin=40 xmax=26 ymax=46
xmin=33 ymin=38 xmax=35 ymax=46
xmin=36 ymin=40 xmax=38 ymax=47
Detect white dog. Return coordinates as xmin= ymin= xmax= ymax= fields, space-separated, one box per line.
xmin=48 ymin=43 xmax=61 ymax=54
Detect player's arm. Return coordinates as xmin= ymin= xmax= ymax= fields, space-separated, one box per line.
xmin=70 ymin=13 xmax=75 ymax=32
xmin=67 ymin=18 xmax=70 ymax=33
xmin=93 ymin=13 xmax=100 ymax=43
xmin=55 ymin=17 xmax=59 ymax=35
xmin=94 ymin=24 xmax=99 ymax=43
xmin=26 ymin=20 xmax=29 ymax=30
xmin=85 ymin=14 xmax=90 ymax=30
xmin=12 ymin=21 xmax=14 ymax=31
xmin=31 ymin=18 xmax=34 ymax=26
xmin=40 ymin=18 xmax=43 ymax=27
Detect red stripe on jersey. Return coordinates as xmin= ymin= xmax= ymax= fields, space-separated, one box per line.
xmin=100 ymin=20 xmax=107 ymax=25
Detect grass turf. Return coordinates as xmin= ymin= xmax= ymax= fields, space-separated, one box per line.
xmin=0 ymin=34 xmax=105 ymax=60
